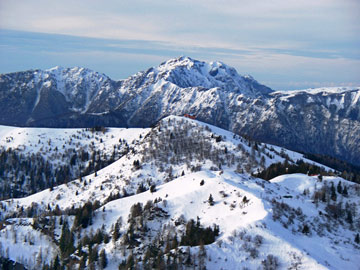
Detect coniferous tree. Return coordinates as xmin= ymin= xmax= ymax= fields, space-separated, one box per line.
xmin=99 ymin=249 xmax=108 ymax=269
xmin=74 ymin=201 xmax=93 ymax=228
xmin=59 ymin=220 xmax=75 ymax=259
xmin=88 ymin=244 xmax=99 ymax=265
xmin=137 ymin=182 xmax=146 ymax=194
xmin=155 ymin=251 xmax=165 ymax=269
xmin=113 ymin=221 xmax=120 ymax=242
xmin=150 ymin=184 xmax=156 ymax=193
xmin=330 ymin=183 xmax=337 ymax=201
xmin=302 ymin=224 xmax=310 ymax=235
xmin=125 ymin=253 xmax=134 ymax=270
xmin=355 ymin=233 xmax=360 ymax=244
xmin=52 ymin=255 xmax=60 ymax=270
xmin=346 ymin=211 xmax=353 ymax=224
xmin=185 ymin=247 xmax=192 ymax=266
xmin=208 ymin=194 xmax=214 ymax=206
xmin=343 ymin=185 xmax=348 ymax=196
xmin=337 ymin=181 xmax=343 ymax=194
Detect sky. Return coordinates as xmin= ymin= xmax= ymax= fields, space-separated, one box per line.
xmin=0 ymin=0 xmax=359 ymax=90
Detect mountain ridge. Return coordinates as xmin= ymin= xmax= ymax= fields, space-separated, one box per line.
xmin=0 ymin=56 xmax=359 ymax=165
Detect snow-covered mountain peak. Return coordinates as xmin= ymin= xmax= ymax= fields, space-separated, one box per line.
xmin=45 ymin=65 xmax=64 ymax=72
xmin=0 ymin=65 xmax=114 ymax=122
xmin=44 ymin=66 xmax=108 ymax=81
xmin=149 ymin=56 xmax=273 ymax=97
xmin=158 ymin=56 xmax=197 ymax=69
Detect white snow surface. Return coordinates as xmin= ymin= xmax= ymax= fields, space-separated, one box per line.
xmin=273 ymin=86 xmax=360 ymax=96
xmin=0 ymin=116 xmax=359 ymax=270
xmin=0 ymin=124 xmax=148 ymax=167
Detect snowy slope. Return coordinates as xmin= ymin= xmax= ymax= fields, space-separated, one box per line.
xmin=1 ymin=116 xmax=358 ymax=269
xmin=0 ymin=124 xmax=149 ymax=199
xmin=0 ymin=124 xmax=147 ymax=160
xmin=1 ymin=171 xmax=359 ymax=269
xmin=0 ymin=116 xmax=333 ymax=211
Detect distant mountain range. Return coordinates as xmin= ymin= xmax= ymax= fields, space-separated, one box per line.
xmin=0 ymin=56 xmax=359 ymax=165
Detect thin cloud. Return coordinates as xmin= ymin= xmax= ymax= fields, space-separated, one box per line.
xmin=0 ymin=0 xmax=359 ymax=90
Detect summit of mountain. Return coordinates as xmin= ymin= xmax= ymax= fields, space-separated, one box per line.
xmin=0 ymin=57 xmax=359 ymax=165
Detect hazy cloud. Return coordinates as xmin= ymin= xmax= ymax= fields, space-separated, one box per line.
xmin=0 ymin=0 xmax=359 ymax=90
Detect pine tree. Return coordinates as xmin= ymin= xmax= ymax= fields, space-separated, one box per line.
xmin=346 ymin=211 xmax=353 ymax=224
xmin=337 ymin=181 xmax=343 ymax=194
xmin=260 ymin=156 xmax=266 ymax=168
xmin=99 ymin=249 xmax=107 ymax=269
xmin=88 ymin=245 xmax=98 ymax=264
xmin=137 ymin=182 xmax=146 ymax=194
xmin=330 ymin=182 xmax=337 ymax=201
xmin=208 ymin=194 xmax=214 ymax=206
xmin=164 ymin=237 xmax=171 ymax=254
xmin=155 ymin=251 xmax=165 ymax=269
xmin=125 ymin=253 xmax=134 ymax=270
xmin=302 ymin=224 xmax=310 ymax=235
xmin=52 ymin=255 xmax=60 ymax=270
xmin=355 ymin=233 xmax=360 ymax=244
xmin=150 ymin=184 xmax=156 ymax=193
xmin=79 ymin=256 xmax=86 ymax=269
xmin=59 ymin=220 xmax=74 ymax=259
xmin=343 ymin=185 xmax=348 ymax=196
xmin=113 ymin=221 xmax=120 ymax=242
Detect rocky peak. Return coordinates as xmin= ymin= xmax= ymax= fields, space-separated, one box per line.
xmin=146 ymin=56 xmax=273 ymax=97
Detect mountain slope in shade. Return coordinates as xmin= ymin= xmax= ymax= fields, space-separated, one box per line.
xmin=0 ymin=57 xmax=359 ymax=165
xmin=0 ymin=66 xmax=113 ymax=126
xmin=0 ymin=116 xmax=359 ymax=269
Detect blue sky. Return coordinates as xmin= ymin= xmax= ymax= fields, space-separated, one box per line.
xmin=0 ymin=0 xmax=359 ymax=90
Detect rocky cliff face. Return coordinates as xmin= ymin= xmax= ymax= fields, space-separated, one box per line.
xmin=0 ymin=57 xmax=359 ymax=165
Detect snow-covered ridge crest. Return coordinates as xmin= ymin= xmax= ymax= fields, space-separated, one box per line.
xmin=273 ymin=86 xmax=360 ymax=96
xmin=151 ymin=56 xmax=273 ymax=97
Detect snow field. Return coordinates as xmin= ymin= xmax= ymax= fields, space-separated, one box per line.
xmin=0 ymin=116 xmax=359 ymax=269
